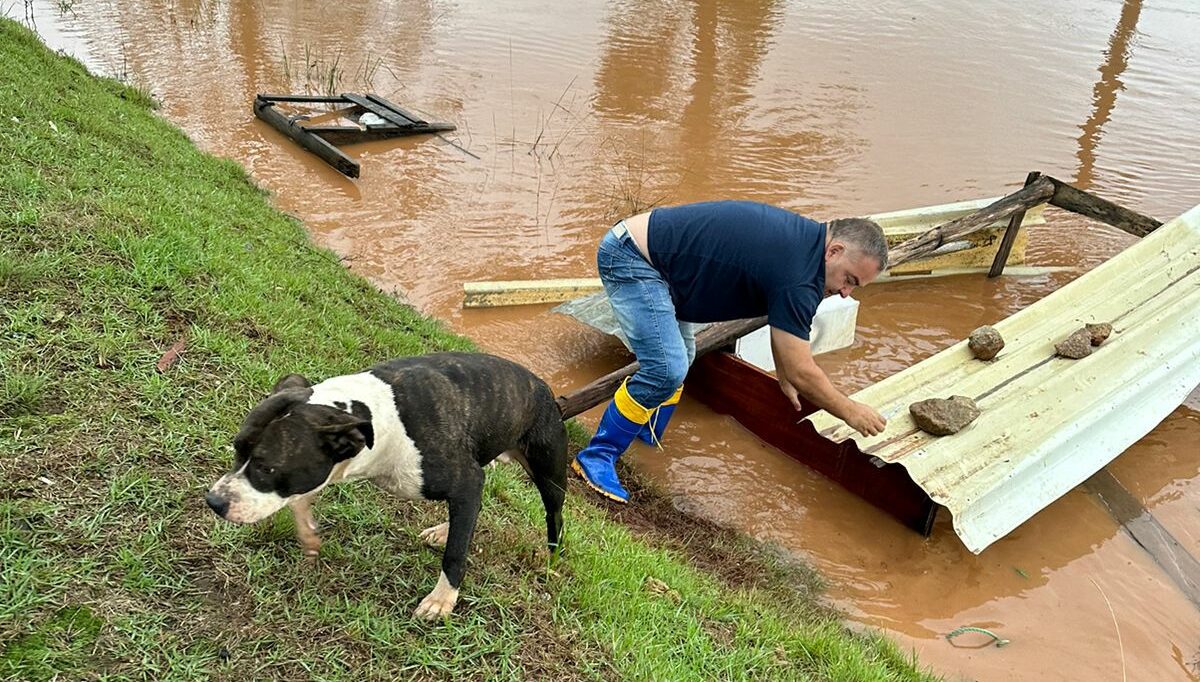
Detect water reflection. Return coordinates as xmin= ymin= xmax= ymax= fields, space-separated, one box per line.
xmin=593 ymin=0 xmax=857 ymax=211
xmin=1076 ymin=0 xmax=1143 ymax=191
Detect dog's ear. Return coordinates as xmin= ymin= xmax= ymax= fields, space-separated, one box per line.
xmin=302 ymin=405 xmax=374 ymax=462
xmin=272 ymin=373 xmax=311 ymax=394
xmin=234 ymin=390 xmax=309 ymax=455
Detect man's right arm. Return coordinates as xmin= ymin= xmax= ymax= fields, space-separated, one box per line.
xmin=769 ymin=327 xmax=887 ymax=437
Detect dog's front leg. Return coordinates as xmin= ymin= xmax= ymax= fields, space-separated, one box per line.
xmin=414 ymin=471 xmax=483 ymax=620
xmin=290 ymin=493 xmax=322 ymax=560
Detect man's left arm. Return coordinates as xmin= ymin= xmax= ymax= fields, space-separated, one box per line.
xmin=769 ymin=326 xmax=887 ymax=437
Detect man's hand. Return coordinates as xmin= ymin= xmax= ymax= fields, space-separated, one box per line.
xmin=770 ymin=327 xmax=886 ymax=437
xmin=779 ymin=377 xmax=803 ymax=411
xmin=844 ymin=400 xmax=886 ymax=437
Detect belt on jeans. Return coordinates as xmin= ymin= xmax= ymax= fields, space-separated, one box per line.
xmin=610 ymin=221 xmax=629 ymax=239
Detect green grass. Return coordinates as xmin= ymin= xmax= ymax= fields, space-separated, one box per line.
xmin=0 ymin=18 xmax=937 ymax=681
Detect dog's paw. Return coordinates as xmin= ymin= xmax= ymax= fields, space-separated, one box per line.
xmin=414 ymin=574 xmax=459 ymax=620
xmin=300 ymin=540 xmax=321 ymax=562
xmin=419 ymin=522 xmax=449 ymax=547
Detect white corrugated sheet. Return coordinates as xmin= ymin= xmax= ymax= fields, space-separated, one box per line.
xmin=807 ymin=204 xmax=1200 ymax=553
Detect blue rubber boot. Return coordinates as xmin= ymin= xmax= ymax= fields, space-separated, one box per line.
xmin=571 ymin=380 xmax=651 ymax=503
xmin=637 ymin=385 xmax=683 ymax=446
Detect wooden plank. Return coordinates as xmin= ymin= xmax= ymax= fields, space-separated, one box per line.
xmin=989 ymin=171 xmax=1042 ymax=278
xmin=300 ymin=125 xmax=454 ymax=146
xmin=257 ymin=93 xmax=350 ymax=104
xmin=687 ymin=352 xmax=939 ymax=535
xmin=366 ymin=93 xmax=429 ymax=126
xmin=253 ymin=98 xmax=359 ymax=178
xmin=1045 ymin=175 xmax=1162 ymax=237
xmin=465 ymin=278 xmax=604 ymax=308
xmin=473 ymin=266 xmax=1063 ymax=310
xmin=1086 ymin=469 xmax=1200 ymax=609
xmin=343 ymin=93 xmax=418 ymax=129
xmin=876 ymin=265 xmax=1066 ymax=283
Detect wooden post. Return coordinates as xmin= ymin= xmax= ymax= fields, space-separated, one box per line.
xmin=988 ymin=171 xmax=1042 ymax=278
xmin=1044 ymin=175 xmax=1162 ymax=237
xmin=253 ymin=96 xmax=360 ymax=178
xmin=887 ymin=176 xmax=1056 ymax=268
xmin=1086 ymin=469 xmax=1200 ymax=608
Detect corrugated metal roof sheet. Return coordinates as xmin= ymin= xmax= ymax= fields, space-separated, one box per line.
xmin=807 ymin=204 xmax=1200 ymax=553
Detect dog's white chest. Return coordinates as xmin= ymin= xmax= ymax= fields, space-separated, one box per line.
xmin=310 ymin=373 xmax=426 ymax=499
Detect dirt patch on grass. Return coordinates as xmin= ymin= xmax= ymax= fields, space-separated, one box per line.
xmin=564 ymin=442 xmax=829 ymax=618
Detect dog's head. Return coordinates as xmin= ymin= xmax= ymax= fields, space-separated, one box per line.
xmin=205 ymin=373 xmax=375 ymax=524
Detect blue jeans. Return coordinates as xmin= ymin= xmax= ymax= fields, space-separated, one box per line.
xmin=598 ymin=222 xmax=697 ymax=409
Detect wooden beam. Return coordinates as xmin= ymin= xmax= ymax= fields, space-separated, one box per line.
xmin=257 ymin=93 xmax=350 ymax=104
xmin=465 ymin=278 xmax=604 ymax=308
xmin=888 ymin=176 xmax=1056 ymax=268
xmin=366 ymin=93 xmax=430 ymax=126
xmin=1044 ymin=175 xmax=1162 ymax=237
xmin=300 ymin=125 xmax=455 ymax=146
xmin=557 ymin=315 xmax=758 ymax=418
xmin=343 ymin=93 xmax=419 ymax=129
xmin=253 ymin=97 xmax=359 ymax=178
xmin=688 ymin=352 xmax=940 ymax=535
xmin=989 ymin=171 xmax=1042 ymax=278
xmin=472 ymin=266 xmax=1064 ymax=309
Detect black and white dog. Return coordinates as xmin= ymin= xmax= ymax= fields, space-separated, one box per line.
xmin=205 ymin=352 xmax=567 ymax=619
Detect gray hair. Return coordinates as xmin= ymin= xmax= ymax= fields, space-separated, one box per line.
xmin=828 ymin=217 xmax=889 ymax=271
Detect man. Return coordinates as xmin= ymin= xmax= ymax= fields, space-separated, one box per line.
xmin=572 ymin=200 xmax=889 ymax=503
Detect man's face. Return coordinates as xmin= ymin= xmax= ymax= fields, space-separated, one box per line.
xmin=824 ymin=242 xmax=882 ymax=298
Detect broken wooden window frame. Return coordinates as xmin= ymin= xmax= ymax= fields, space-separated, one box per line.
xmin=253 ymin=93 xmax=456 ymax=178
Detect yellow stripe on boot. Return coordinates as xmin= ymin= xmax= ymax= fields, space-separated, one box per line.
xmin=613 ymin=378 xmax=654 ymax=424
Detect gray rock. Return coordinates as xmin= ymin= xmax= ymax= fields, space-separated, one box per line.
xmin=909 ymin=396 xmax=981 ymax=436
xmin=1055 ymin=329 xmax=1094 ymax=359
xmin=968 ymin=325 xmax=1005 ymax=361
xmin=1086 ymin=322 xmax=1113 ymax=346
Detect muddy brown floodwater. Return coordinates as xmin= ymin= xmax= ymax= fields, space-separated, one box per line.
xmin=13 ymin=0 xmax=1200 ymax=678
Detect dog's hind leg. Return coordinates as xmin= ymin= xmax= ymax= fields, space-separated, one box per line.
xmin=290 ymin=493 xmax=322 ymax=560
xmin=414 ymin=466 xmax=484 ymax=620
xmin=522 ymin=408 xmax=569 ymax=554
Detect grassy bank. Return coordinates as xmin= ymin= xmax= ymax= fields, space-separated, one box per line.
xmin=0 ymin=18 xmax=935 ymax=681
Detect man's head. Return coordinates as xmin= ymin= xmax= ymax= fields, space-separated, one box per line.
xmin=823 ymin=217 xmax=888 ymax=298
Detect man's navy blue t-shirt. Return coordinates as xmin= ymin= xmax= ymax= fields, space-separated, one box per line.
xmin=646 ymin=201 xmax=826 ymax=340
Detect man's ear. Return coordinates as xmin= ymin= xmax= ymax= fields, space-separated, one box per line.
xmin=272 ymin=373 xmax=312 ymax=394
xmin=826 ymin=242 xmax=844 ymax=259
xmin=303 ymin=406 xmax=375 ymax=461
